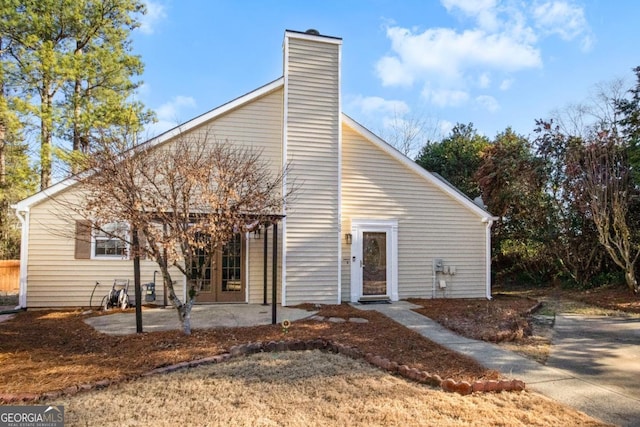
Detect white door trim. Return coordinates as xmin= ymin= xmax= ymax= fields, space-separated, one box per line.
xmin=350 ymin=219 xmax=398 ymax=302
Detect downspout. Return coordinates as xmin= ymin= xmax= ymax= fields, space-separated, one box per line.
xmin=482 ymin=217 xmax=495 ymax=300
xmin=336 ymin=38 xmax=343 ymax=305
xmin=281 ymin=35 xmax=290 ymax=307
xmin=13 ymin=207 xmax=29 ymax=308
xmin=432 ymin=261 xmax=437 ymax=299
xmin=245 ymin=232 xmax=250 ymax=303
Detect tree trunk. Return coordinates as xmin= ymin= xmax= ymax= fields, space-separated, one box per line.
xmin=0 ymin=40 xmax=7 ymax=189
xmin=176 ymin=300 xmax=194 ymax=335
xmin=40 ymin=87 xmax=52 ymax=190
xmin=72 ymin=76 xmax=81 ymax=173
xmin=71 ymin=43 xmax=86 ymax=174
xmin=159 ymin=262 xmax=196 ymax=335
xmin=0 ymin=122 xmax=6 ymax=254
xmin=0 ymin=121 xmax=6 ymax=188
xmin=625 ymin=266 xmax=639 ymax=294
xmin=72 ymin=45 xmax=82 ymax=155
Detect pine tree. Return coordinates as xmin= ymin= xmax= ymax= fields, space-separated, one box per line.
xmin=0 ymin=40 xmax=36 ymax=258
xmin=0 ymin=0 xmax=151 ymax=189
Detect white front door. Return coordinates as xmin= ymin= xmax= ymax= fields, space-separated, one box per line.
xmin=350 ymin=220 xmax=398 ymax=302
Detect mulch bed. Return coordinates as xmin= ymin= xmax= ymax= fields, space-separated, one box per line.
xmin=4 ymin=285 xmax=636 ymax=397
xmin=409 ymin=294 xmax=540 ymax=342
xmin=0 ymin=304 xmax=499 ymax=395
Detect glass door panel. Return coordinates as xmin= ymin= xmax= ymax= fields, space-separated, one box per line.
xmin=221 ymin=234 xmax=242 ymax=292
xmin=362 ymin=231 xmax=387 ymax=296
xmin=216 ymin=233 xmax=245 ymax=302
xmin=190 ymin=233 xmax=215 ymax=302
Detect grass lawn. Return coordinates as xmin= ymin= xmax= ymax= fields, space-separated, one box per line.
xmin=3 ymin=285 xmax=636 ymax=425
xmin=47 ymin=351 xmax=607 ymax=427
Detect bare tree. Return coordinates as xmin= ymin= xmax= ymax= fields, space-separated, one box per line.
xmin=76 ymin=129 xmax=290 ymax=334
xmin=579 ymin=136 xmax=640 ymax=294
xmin=551 ymin=78 xmax=627 ymax=138
xmin=377 ymin=109 xmax=441 ymax=158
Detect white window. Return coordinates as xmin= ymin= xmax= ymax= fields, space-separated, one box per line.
xmin=92 ymin=222 xmax=129 ymax=259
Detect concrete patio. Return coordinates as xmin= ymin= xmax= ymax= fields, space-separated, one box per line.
xmin=84 ymin=304 xmax=316 ymax=335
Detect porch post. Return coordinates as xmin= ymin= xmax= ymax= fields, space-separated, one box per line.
xmin=263 ymin=224 xmax=268 ymax=305
xmin=272 ymin=222 xmax=278 ymax=324
xmin=132 ymin=226 xmax=143 ymax=333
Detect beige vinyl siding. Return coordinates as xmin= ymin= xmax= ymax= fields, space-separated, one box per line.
xmin=166 ymin=88 xmax=284 ymax=180
xmin=187 ymin=88 xmax=284 ymax=298
xmin=340 ymin=218 xmax=352 ymax=301
xmin=24 ymin=89 xmax=284 ymax=308
xmin=25 ymin=191 xmax=170 ymax=308
xmin=284 ymin=34 xmax=341 ymax=305
xmin=185 ymin=89 xmax=284 ymax=303
xmin=342 ymin=124 xmax=487 ymax=299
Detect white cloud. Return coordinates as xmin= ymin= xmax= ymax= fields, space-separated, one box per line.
xmin=478 ymin=72 xmax=491 ymax=88
xmin=532 ymin=1 xmax=591 ymax=48
xmin=476 ymin=95 xmax=500 ymax=112
xmin=423 ymin=87 xmax=470 ymax=107
xmin=375 ymin=56 xmax=415 ymax=87
xmin=375 ymin=0 xmax=593 ymax=109
xmin=441 ymin=0 xmax=497 ymax=15
xmin=441 ymin=0 xmax=500 ymax=31
xmin=499 ymin=78 xmax=513 ymax=90
xmin=144 ymin=95 xmax=197 ymax=137
xmin=138 ymin=0 xmax=167 ymax=35
xmin=156 ymin=96 xmax=197 ymax=121
xmin=349 ymin=95 xmax=410 ymax=115
xmin=376 ymin=25 xmax=541 ymax=88
xmin=439 ymin=120 xmax=455 ymax=135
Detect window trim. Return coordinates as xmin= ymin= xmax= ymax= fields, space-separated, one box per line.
xmin=91 ymin=221 xmax=130 ymax=260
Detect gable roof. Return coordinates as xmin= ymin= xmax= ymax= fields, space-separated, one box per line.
xmin=14 ymin=75 xmax=495 ymax=222
xmin=341 ymin=114 xmax=496 ymax=221
xmin=13 ymin=78 xmax=285 ymax=211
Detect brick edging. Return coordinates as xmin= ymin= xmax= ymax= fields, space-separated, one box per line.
xmin=0 ymin=339 xmax=525 ymax=403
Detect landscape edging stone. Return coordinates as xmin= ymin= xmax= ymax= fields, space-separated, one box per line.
xmin=0 ymin=338 xmax=526 ymax=403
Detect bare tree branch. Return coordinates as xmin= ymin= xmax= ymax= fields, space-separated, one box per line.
xmin=579 ymin=135 xmax=640 ymax=293
xmin=60 ymin=129 xmax=292 ymax=333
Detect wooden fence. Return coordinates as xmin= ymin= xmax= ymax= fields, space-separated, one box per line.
xmin=0 ymin=260 xmax=20 ymax=293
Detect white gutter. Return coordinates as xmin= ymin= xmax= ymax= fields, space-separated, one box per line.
xmin=482 ymin=217 xmax=496 ymax=300
xmin=13 ymin=207 xmax=29 ymax=308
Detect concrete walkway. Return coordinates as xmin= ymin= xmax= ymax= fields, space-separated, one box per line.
xmin=354 ymin=301 xmax=640 ymax=427
xmin=548 ymin=314 xmax=640 ymax=403
xmin=84 ymin=304 xmax=316 ymax=335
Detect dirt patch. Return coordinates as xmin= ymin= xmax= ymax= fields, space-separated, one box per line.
xmin=0 ymin=292 xmax=18 ymax=310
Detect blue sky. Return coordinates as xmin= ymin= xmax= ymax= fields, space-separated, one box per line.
xmin=131 ymin=0 xmax=640 ymax=151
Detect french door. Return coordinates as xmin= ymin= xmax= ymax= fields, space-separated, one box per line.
xmin=193 ymin=234 xmax=245 ymax=303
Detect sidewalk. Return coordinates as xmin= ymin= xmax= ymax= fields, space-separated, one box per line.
xmin=354 ymin=301 xmax=640 ymax=427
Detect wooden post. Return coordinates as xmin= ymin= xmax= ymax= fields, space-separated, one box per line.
xmin=132 ymin=226 xmax=143 ymax=333
xmin=263 ymin=224 xmax=268 ymax=305
xmin=272 ymin=222 xmax=278 ymax=324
